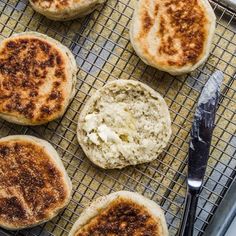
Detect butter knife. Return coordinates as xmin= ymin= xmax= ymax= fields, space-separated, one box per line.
xmin=178 ymin=71 xmax=224 ymax=236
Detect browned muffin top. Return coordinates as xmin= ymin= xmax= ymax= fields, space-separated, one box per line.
xmin=75 ymin=198 xmax=163 ymax=236
xmin=136 ymin=0 xmax=209 ymax=67
xmin=31 ymin=0 xmax=81 ymax=10
xmin=0 ymin=139 xmax=69 ymax=228
xmin=0 ymin=35 xmax=70 ymax=124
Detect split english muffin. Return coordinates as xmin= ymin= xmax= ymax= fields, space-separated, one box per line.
xmin=69 ymin=191 xmax=168 ymax=236
xmin=0 ymin=135 xmax=72 ymax=230
xmin=0 ymin=32 xmax=77 ymax=125
xmin=29 ymin=0 xmax=106 ymax=21
xmin=77 ymin=79 xmax=172 ymax=169
xmin=130 ymin=0 xmax=216 ymax=75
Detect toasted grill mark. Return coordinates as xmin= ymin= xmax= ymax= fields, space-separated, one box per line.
xmin=158 ymin=16 xmax=166 ymax=37
xmin=158 ymin=15 xmax=177 ymax=56
xmin=0 ymin=140 xmax=68 ymax=226
xmin=75 ymin=198 xmax=158 ymax=235
xmin=56 ymin=55 xmax=63 ymax=65
xmin=55 ymin=0 xmax=70 ymax=8
xmin=40 ymin=105 xmax=52 ymax=115
xmin=54 ymin=81 xmax=61 ymax=87
xmin=0 ymin=197 xmax=27 ymax=220
xmin=17 ymin=170 xmax=45 ymax=188
xmin=6 ymin=41 xmax=17 ymax=49
xmin=31 ymin=0 xmax=70 ymax=9
xmin=163 ymin=0 xmax=206 ymax=66
xmin=142 ymin=10 xmax=153 ymax=33
xmin=55 ymin=69 xmax=65 ymax=78
xmin=49 ymin=90 xmax=61 ymax=100
xmin=39 ymin=40 xmax=50 ymax=53
xmin=159 ymin=36 xmax=178 ymax=56
xmin=43 ymin=54 xmax=55 ymax=67
xmin=3 ymin=93 xmax=36 ymax=119
xmin=0 ymin=37 xmax=67 ymax=123
xmin=154 ymin=4 xmax=159 ymax=16
xmin=0 ymin=146 xmax=10 ymax=156
xmin=167 ymin=60 xmax=177 ymax=66
xmin=138 ymin=0 xmax=207 ymax=67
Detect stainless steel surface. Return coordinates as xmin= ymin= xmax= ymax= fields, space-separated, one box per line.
xmin=214 ymin=0 xmax=236 ymax=11
xmin=203 ymin=177 xmax=236 ymax=236
xmin=0 ymin=0 xmax=235 ymax=235
xmin=179 ymin=71 xmax=223 ymax=236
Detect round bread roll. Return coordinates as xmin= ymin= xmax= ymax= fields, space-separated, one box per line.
xmin=0 ymin=32 xmax=77 ymax=125
xmin=69 ymin=191 xmax=168 ymax=236
xmin=130 ymin=0 xmax=216 ymax=75
xmin=29 ymin=0 xmax=106 ymax=21
xmin=0 ymin=135 xmax=72 ymax=230
xmin=77 ymin=79 xmax=172 ymax=169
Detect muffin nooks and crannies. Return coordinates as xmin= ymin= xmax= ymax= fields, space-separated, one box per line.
xmin=77 ymin=79 xmax=172 ymax=169
xmin=29 ymin=0 xmax=106 ymax=21
xmin=0 ymin=135 xmax=72 ymax=230
xmin=69 ymin=191 xmax=168 ymax=236
xmin=0 ymin=32 xmax=77 ymax=125
xmin=130 ymin=0 xmax=216 ymax=75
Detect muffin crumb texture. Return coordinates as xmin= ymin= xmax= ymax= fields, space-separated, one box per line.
xmin=79 ymin=81 xmax=171 ymax=169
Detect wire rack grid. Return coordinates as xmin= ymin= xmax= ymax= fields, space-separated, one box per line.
xmin=0 ymin=0 xmax=235 ymax=235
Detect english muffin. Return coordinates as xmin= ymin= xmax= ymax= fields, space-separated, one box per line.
xmin=0 ymin=135 xmax=72 ymax=230
xmin=77 ymin=79 xmax=172 ymax=169
xmin=29 ymin=0 xmax=106 ymax=21
xmin=130 ymin=0 xmax=216 ymax=75
xmin=69 ymin=191 xmax=168 ymax=236
xmin=0 ymin=32 xmax=77 ymax=125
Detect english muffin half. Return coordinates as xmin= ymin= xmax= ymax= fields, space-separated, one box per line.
xmin=69 ymin=191 xmax=168 ymax=236
xmin=130 ymin=0 xmax=216 ymax=75
xmin=0 ymin=135 xmax=72 ymax=230
xmin=77 ymin=79 xmax=172 ymax=169
xmin=29 ymin=0 xmax=106 ymax=21
xmin=0 ymin=32 xmax=77 ymax=125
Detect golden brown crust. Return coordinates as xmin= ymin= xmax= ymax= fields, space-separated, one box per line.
xmin=0 ymin=140 xmax=68 ymax=228
xmin=31 ymin=0 xmax=71 ymax=9
xmin=135 ymin=0 xmax=211 ymax=68
xmin=74 ymin=198 xmax=161 ymax=235
xmin=0 ymin=36 xmax=70 ymax=124
xmin=30 ymin=0 xmax=86 ymax=10
xmin=29 ymin=0 xmax=106 ymax=21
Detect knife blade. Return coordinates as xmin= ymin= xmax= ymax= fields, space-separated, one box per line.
xmin=178 ymin=70 xmax=224 ymax=236
xmin=188 ymin=70 xmax=223 ymax=188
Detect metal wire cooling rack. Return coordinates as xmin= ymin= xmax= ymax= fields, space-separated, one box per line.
xmin=0 ymin=0 xmax=235 ymax=235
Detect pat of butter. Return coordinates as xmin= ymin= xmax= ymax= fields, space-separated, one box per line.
xmin=87 ymin=133 xmax=100 ymax=145
xmin=83 ymin=114 xmax=98 ymax=133
xmin=97 ymin=124 xmax=121 ymax=143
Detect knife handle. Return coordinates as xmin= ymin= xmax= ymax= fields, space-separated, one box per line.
xmin=178 ymin=186 xmax=200 ymax=236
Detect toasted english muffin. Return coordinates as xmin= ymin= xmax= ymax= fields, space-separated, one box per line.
xmin=0 ymin=135 xmax=72 ymax=230
xmin=77 ymin=79 xmax=172 ymax=169
xmin=130 ymin=0 xmax=216 ymax=75
xmin=0 ymin=32 xmax=77 ymax=125
xmin=69 ymin=191 xmax=168 ymax=236
xmin=29 ymin=0 xmax=106 ymax=21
